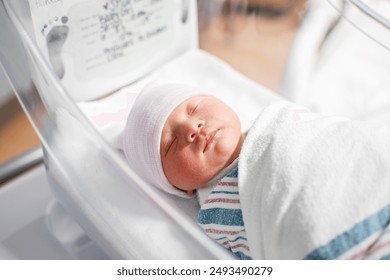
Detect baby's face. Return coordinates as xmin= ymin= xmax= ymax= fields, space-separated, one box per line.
xmin=160 ymin=95 xmax=244 ymax=194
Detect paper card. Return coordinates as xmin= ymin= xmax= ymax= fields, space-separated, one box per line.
xmin=28 ymin=0 xmax=186 ymax=101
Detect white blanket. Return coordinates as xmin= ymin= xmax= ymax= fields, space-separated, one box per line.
xmin=239 ymin=101 xmax=390 ymax=259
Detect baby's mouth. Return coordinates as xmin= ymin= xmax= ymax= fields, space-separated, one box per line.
xmin=203 ymin=129 xmax=219 ymax=153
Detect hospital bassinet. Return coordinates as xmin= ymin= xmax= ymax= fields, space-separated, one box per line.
xmin=1 ymin=0 xmax=389 ymax=259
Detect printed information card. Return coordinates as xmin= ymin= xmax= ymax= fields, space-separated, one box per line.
xmin=28 ymin=0 xmax=184 ymax=101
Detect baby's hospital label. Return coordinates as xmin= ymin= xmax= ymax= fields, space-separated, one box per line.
xmin=33 ymin=0 xmax=63 ymax=8
xmin=29 ymin=0 xmax=179 ymax=100
xmin=67 ymin=0 xmax=174 ymax=79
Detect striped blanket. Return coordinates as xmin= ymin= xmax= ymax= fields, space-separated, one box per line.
xmin=238 ymin=101 xmax=390 ymax=259
xmin=306 ymin=206 xmax=390 ymax=260
xmin=198 ymin=166 xmax=252 ymax=260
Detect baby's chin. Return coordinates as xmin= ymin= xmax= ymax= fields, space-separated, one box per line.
xmin=175 ymin=172 xmax=216 ymax=192
xmin=171 ymin=149 xmax=241 ymax=191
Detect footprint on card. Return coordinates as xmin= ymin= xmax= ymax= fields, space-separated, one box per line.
xmin=41 ymin=16 xmax=69 ymax=80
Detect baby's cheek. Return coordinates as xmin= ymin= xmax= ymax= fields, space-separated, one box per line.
xmin=214 ymin=137 xmax=236 ymax=159
xmin=182 ymin=156 xmax=205 ymax=176
xmin=181 ymin=157 xmax=213 ymax=186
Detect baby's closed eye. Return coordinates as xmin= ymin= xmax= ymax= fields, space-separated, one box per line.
xmin=188 ymin=101 xmax=202 ymax=115
xmin=165 ymin=137 xmax=177 ymax=156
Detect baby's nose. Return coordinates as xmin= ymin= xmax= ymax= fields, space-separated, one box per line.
xmin=186 ymin=120 xmax=204 ymax=143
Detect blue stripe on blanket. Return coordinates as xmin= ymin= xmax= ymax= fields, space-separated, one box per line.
xmin=226 ymin=168 xmax=238 ymax=178
xmin=305 ymin=205 xmax=390 ymax=260
xmin=381 ymin=254 xmax=390 ymax=260
xmin=198 ymin=208 xmax=244 ymax=226
xmin=234 ymin=251 xmax=252 ymax=260
xmin=211 ymin=191 xmax=239 ymax=195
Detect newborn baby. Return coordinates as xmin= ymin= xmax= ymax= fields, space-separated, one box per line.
xmin=123 ymin=83 xmax=251 ymax=259
xmin=123 ymin=82 xmax=390 ymax=260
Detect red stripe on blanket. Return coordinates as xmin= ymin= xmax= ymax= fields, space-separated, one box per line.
xmin=205 ymin=228 xmax=245 ymax=235
xmin=349 ymin=240 xmax=390 ymax=259
xmin=221 ymin=240 xmax=250 ymax=252
xmin=217 ymin=182 xmax=238 ymax=187
xmin=231 ymin=243 xmax=250 ymax=251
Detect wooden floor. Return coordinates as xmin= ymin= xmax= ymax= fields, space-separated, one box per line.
xmin=0 ymin=2 xmax=305 ymax=164
xmin=0 ymin=98 xmax=41 ymax=163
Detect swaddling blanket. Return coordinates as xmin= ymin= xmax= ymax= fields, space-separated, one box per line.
xmin=198 ymin=166 xmax=251 ymax=260
xmin=238 ymin=101 xmax=390 ymax=259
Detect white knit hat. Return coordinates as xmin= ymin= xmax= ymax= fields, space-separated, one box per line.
xmin=123 ymin=83 xmax=207 ymax=198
